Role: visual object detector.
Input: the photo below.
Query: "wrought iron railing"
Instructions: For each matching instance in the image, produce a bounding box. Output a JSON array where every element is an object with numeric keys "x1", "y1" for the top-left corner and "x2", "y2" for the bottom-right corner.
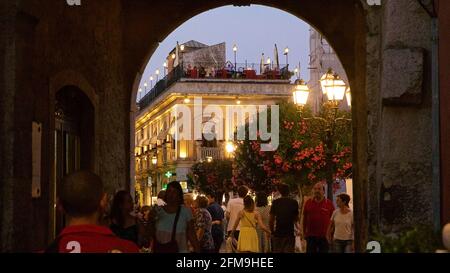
[{"x1": 138, "y1": 62, "x2": 292, "y2": 111}]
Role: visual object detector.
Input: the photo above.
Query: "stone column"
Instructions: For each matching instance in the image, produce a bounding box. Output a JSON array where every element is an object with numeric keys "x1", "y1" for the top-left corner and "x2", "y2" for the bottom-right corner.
[{"x1": 377, "y1": 0, "x2": 433, "y2": 232}]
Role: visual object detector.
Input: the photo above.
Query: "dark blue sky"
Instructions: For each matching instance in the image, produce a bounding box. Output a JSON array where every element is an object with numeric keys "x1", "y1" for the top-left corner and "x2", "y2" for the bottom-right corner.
[{"x1": 138, "y1": 5, "x2": 312, "y2": 100}]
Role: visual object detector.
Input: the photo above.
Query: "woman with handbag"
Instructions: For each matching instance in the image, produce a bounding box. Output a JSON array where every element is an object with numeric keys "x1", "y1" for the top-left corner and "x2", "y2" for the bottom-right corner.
[
  {"x1": 231, "y1": 196, "x2": 271, "y2": 253},
  {"x1": 150, "y1": 181, "x2": 200, "y2": 253}
]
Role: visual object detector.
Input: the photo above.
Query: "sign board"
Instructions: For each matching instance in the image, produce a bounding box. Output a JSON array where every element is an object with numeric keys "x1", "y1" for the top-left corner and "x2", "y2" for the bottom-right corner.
[{"x1": 165, "y1": 171, "x2": 173, "y2": 178}]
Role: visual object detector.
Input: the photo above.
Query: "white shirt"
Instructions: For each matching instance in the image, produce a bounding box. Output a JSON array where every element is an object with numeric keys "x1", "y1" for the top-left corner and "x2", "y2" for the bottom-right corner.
[
  {"x1": 226, "y1": 197, "x2": 244, "y2": 232},
  {"x1": 331, "y1": 208, "x2": 354, "y2": 240}
]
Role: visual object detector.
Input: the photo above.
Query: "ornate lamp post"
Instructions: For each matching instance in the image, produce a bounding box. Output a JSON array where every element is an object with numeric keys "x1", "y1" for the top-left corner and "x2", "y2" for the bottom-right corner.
[
  {"x1": 322, "y1": 69, "x2": 347, "y2": 108},
  {"x1": 292, "y1": 79, "x2": 310, "y2": 107},
  {"x1": 233, "y1": 44, "x2": 238, "y2": 73},
  {"x1": 155, "y1": 69, "x2": 160, "y2": 82},
  {"x1": 284, "y1": 47, "x2": 289, "y2": 67},
  {"x1": 292, "y1": 70, "x2": 351, "y2": 201}
]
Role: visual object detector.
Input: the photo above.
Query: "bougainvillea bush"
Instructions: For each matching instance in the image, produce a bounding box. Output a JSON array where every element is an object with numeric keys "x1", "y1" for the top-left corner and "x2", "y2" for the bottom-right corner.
[
  {"x1": 188, "y1": 159, "x2": 233, "y2": 194},
  {"x1": 234, "y1": 101, "x2": 352, "y2": 197}
]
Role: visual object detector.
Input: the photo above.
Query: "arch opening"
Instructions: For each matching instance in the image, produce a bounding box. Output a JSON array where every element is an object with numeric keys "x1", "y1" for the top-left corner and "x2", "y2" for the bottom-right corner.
[{"x1": 126, "y1": 0, "x2": 367, "y2": 251}]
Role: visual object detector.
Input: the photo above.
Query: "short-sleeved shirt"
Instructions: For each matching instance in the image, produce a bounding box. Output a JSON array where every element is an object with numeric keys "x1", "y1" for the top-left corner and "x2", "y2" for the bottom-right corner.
[
  {"x1": 155, "y1": 205, "x2": 193, "y2": 253},
  {"x1": 226, "y1": 198, "x2": 244, "y2": 232},
  {"x1": 331, "y1": 208, "x2": 354, "y2": 240},
  {"x1": 195, "y1": 208, "x2": 215, "y2": 251},
  {"x1": 303, "y1": 198, "x2": 335, "y2": 238},
  {"x1": 207, "y1": 202, "x2": 224, "y2": 236},
  {"x1": 57, "y1": 225, "x2": 139, "y2": 253},
  {"x1": 270, "y1": 197, "x2": 299, "y2": 237}
]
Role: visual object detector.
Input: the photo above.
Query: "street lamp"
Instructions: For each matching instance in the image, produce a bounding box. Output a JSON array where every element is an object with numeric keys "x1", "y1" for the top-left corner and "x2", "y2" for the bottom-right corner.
[
  {"x1": 180, "y1": 44, "x2": 185, "y2": 67},
  {"x1": 284, "y1": 47, "x2": 289, "y2": 66},
  {"x1": 144, "y1": 82, "x2": 148, "y2": 93},
  {"x1": 138, "y1": 88, "x2": 142, "y2": 101},
  {"x1": 155, "y1": 69, "x2": 160, "y2": 82},
  {"x1": 293, "y1": 71, "x2": 351, "y2": 202},
  {"x1": 163, "y1": 62, "x2": 167, "y2": 77},
  {"x1": 150, "y1": 76, "x2": 154, "y2": 88},
  {"x1": 292, "y1": 79, "x2": 310, "y2": 107},
  {"x1": 152, "y1": 156, "x2": 157, "y2": 165},
  {"x1": 225, "y1": 142, "x2": 236, "y2": 157},
  {"x1": 326, "y1": 78, "x2": 346, "y2": 101},
  {"x1": 233, "y1": 44, "x2": 238, "y2": 72},
  {"x1": 320, "y1": 68, "x2": 335, "y2": 96},
  {"x1": 294, "y1": 67, "x2": 299, "y2": 79}
]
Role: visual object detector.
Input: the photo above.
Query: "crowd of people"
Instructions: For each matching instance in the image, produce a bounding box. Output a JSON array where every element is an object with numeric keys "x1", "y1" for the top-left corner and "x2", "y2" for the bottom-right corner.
[{"x1": 47, "y1": 169, "x2": 357, "y2": 253}]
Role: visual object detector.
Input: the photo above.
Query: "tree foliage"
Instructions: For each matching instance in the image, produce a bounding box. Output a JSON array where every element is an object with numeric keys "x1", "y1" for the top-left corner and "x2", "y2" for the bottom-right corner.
[
  {"x1": 233, "y1": 101, "x2": 352, "y2": 194},
  {"x1": 188, "y1": 159, "x2": 233, "y2": 194}
]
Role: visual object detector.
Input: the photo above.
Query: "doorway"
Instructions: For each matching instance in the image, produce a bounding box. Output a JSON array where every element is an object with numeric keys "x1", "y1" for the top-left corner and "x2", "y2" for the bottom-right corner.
[{"x1": 51, "y1": 86, "x2": 95, "y2": 237}]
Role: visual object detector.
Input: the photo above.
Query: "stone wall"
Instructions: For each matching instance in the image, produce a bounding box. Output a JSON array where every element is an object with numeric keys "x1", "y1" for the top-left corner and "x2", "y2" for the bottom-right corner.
[
  {"x1": 361, "y1": 0, "x2": 434, "y2": 234},
  {"x1": 0, "y1": 0, "x2": 17, "y2": 252},
  {"x1": 1, "y1": 0, "x2": 130, "y2": 251},
  {"x1": 437, "y1": 0, "x2": 450, "y2": 225}
]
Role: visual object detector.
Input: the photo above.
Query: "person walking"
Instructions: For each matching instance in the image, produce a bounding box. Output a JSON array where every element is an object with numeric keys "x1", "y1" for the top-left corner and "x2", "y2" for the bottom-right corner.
[
  {"x1": 232, "y1": 196, "x2": 271, "y2": 253},
  {"x1": 150, "y1": 181, "x2": 200, "y2": 253},
  {"x1": 302, "y1": 182, "x2": 335, "y2": 253},
  {"x1": 226, "y1": 185, "x2": 248, "y2": 241},
  {"x1": 327, "y1": 193, "x2": 354, "y2": 253},
  {"x1": 269, "y1": 183, "x2": 299, "y2": 253},
  {"x1": 255, "y1": 192, "x2": 271, "y2": 253},
  {"x1": 206, "y1": 190, "x2": 225, "y2": 253},
  {"x1": 195, "y1": 196, "x2": 215, "y2": 253}
]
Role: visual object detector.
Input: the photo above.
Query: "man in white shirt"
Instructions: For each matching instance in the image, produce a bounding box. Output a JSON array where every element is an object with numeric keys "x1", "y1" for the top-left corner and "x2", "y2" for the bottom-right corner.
[{"x1": 226, "y1": 185, "x2": 249, "y2": 240}]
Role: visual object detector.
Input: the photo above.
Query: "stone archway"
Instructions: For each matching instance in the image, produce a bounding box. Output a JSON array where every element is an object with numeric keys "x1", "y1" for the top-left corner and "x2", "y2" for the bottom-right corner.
[
  {"x1": 2, "y1": 0, "x2": 437, "y2": 252},
  {"x1": 124, "y1": 0, "x2": 368, "y2": 250}
]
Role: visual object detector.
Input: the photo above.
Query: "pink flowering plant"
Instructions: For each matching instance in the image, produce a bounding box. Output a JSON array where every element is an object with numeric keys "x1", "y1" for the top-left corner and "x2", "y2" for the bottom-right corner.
[{"x1": 234, "y1": 101, "x2": 352, "y2": 194}]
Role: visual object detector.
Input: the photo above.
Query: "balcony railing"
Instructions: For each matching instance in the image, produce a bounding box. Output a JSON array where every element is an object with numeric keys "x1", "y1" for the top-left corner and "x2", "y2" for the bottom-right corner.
[
  {"x1": 200, "y1": 147, "x2": 223, "y2": 161},
  {"x1": 138, "y1": 62, "x2": 291, "y2": 111}
]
